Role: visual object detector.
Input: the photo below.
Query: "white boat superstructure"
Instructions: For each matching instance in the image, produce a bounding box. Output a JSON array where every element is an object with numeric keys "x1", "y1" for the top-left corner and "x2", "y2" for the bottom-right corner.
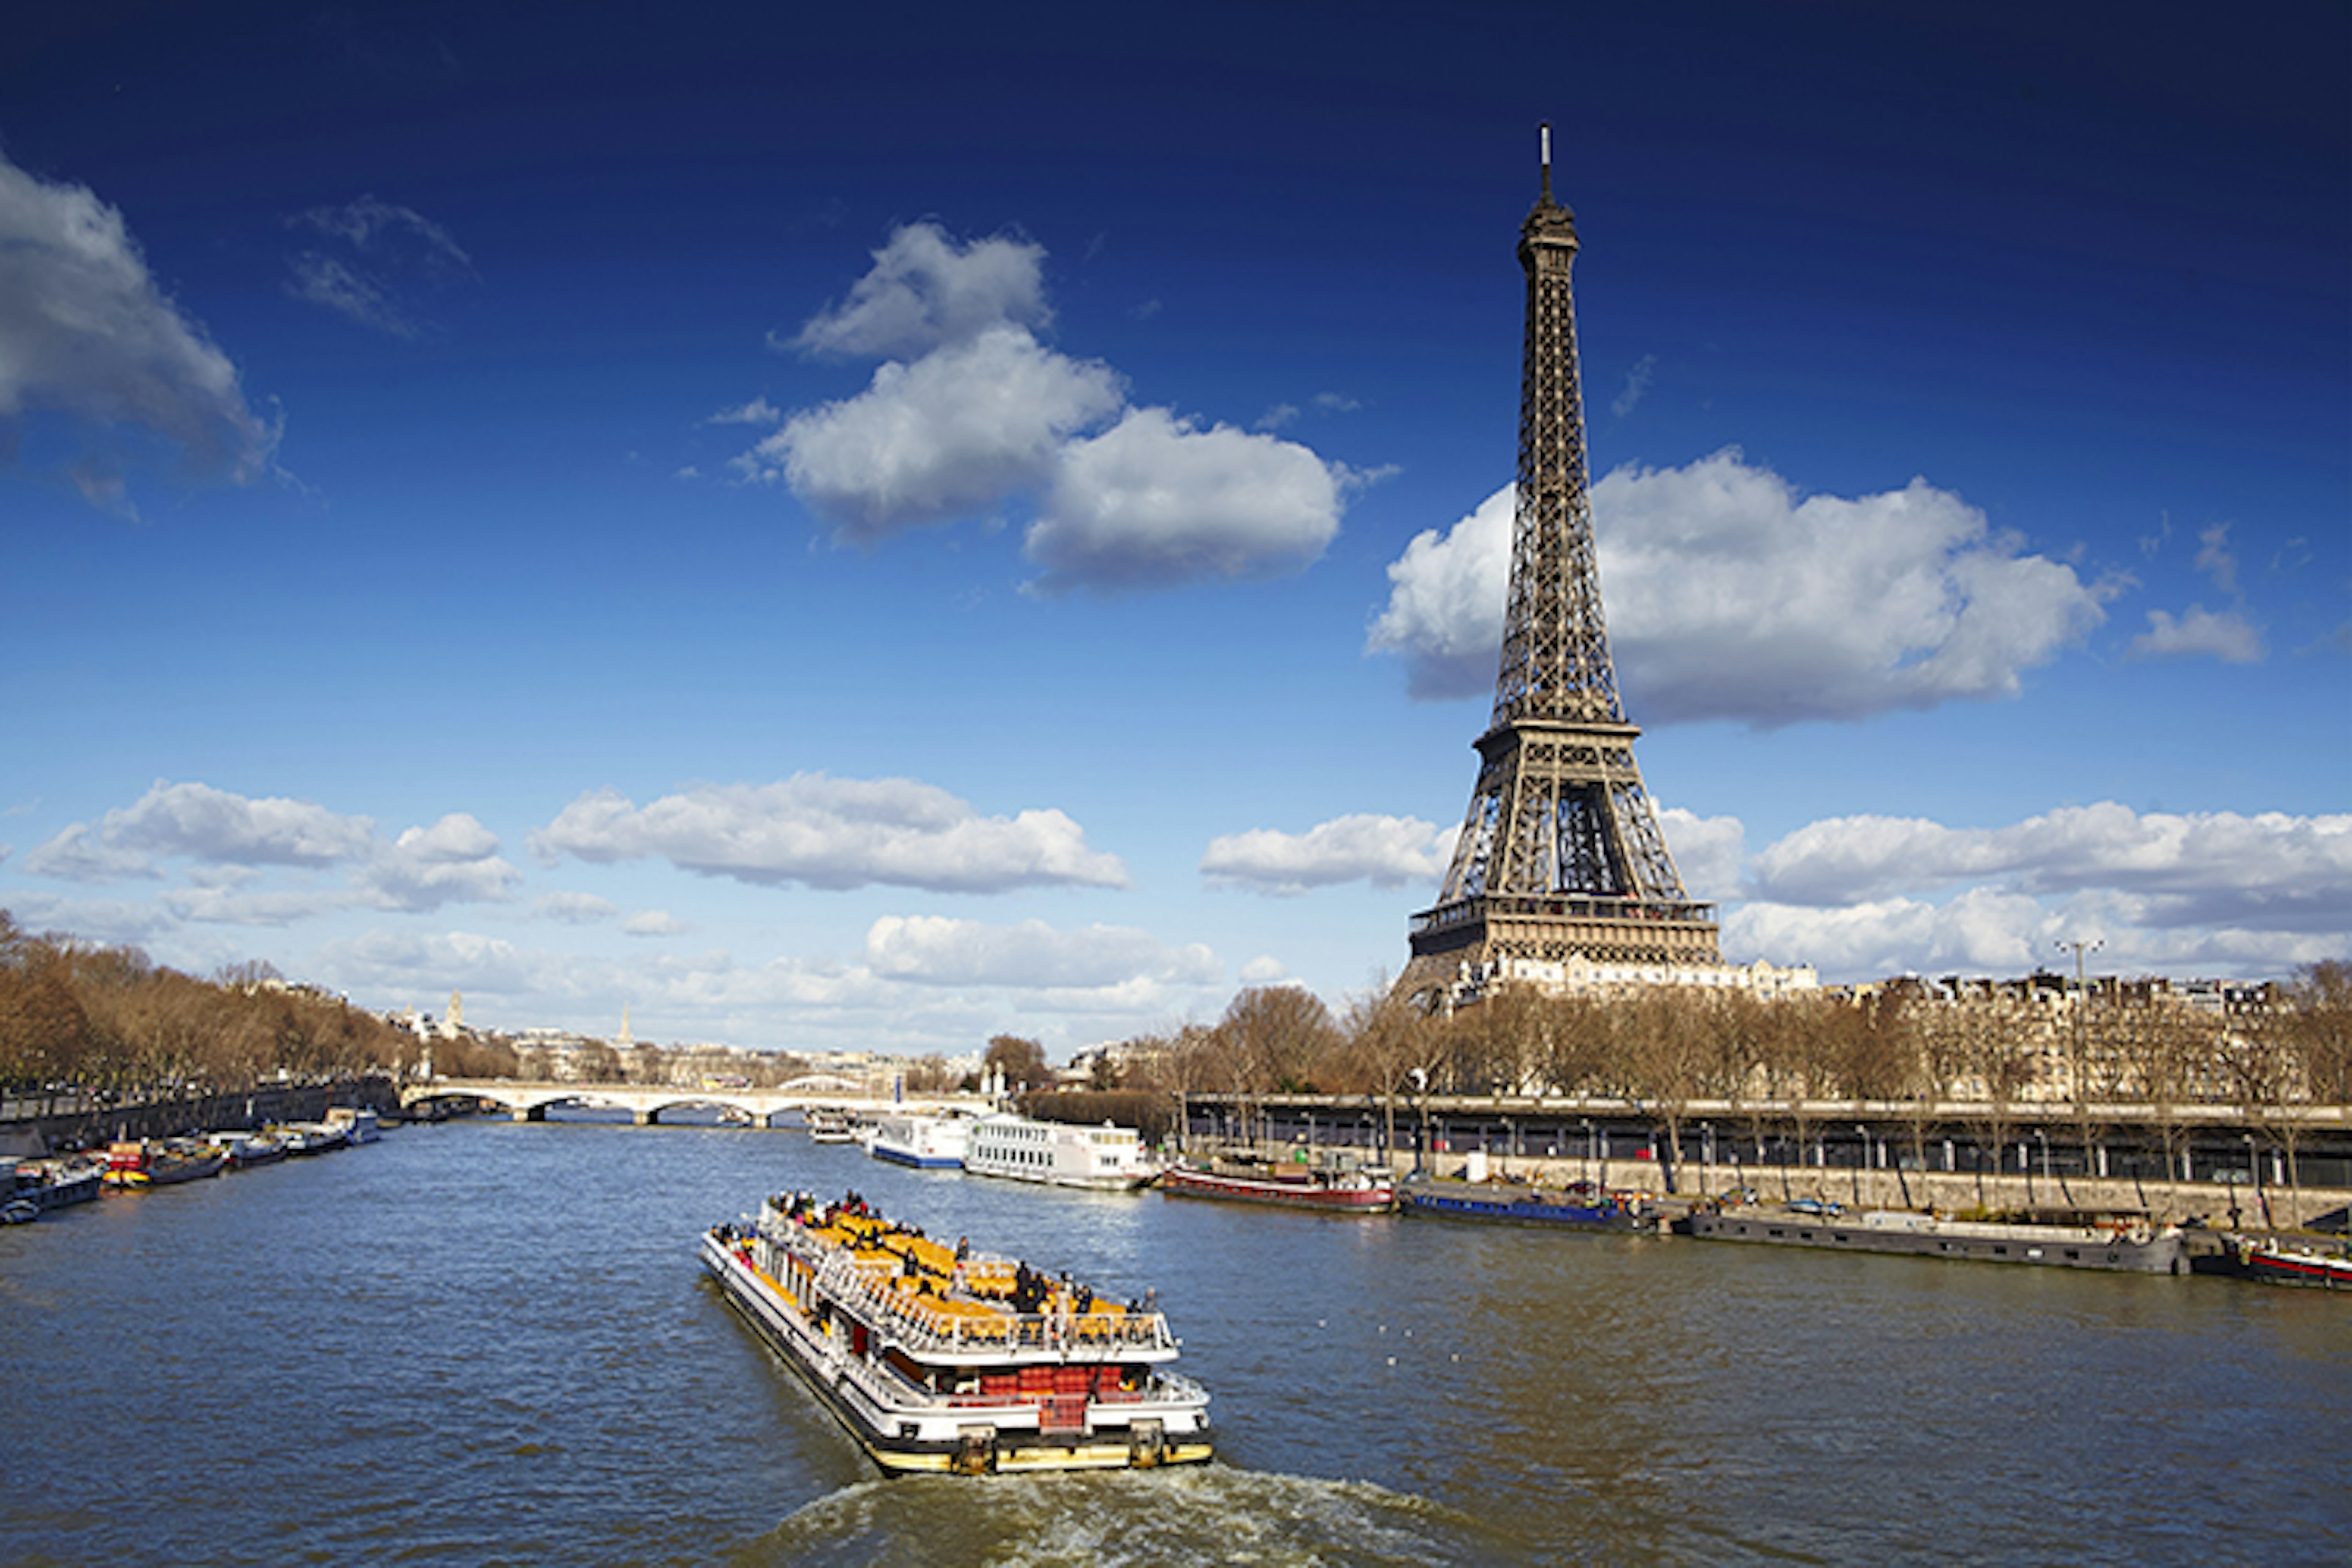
[
  {"x1": 323, "y1": 1106, "x2": 381, "y2": 1144},
  {"x1": 867, "y1": 1113, "x2": 973, "y2": 1169},
  {"x1": 963, "y1": 1115, "x2": 1158, "y2": 1191}
]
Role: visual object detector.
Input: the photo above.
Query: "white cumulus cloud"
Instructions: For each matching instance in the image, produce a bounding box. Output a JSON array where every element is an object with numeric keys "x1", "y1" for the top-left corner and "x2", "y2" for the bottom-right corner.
[
  {"x1": 745, "y1": 325, "x2": 1122, "y2": 539},
  {"x1": 0, "y1": 151, "x2": 276, "y2": 484},
  {"x1": 1200, "y1": 813, "x2": 1453, "y2": 895},
  {"x1": 1656, "y1": 807, "x2": 1746, "y2": 903},
  {"x1": 623, "y1": 910, "x2": 690, "y2": 937},
  {"x1": 532, "y1": 775, "x2": 1129, "y2": 894},
  {"x1": 358, "y1": 813, "x2": 519, "y2": 912},
  {"x1": 1746, "y1": 803, "x2": 2351, "y2": 933},
  {"x1": 864, "y1": 915, "x2": 1218, "y2": 989},
  {"x1": 744, "y1": 221, "x2": 1355, "y2": 589},
  {"x1": 25, "y1": 781, "x2": 375, "y2": 881},
  {"x1": 535, "y1": 891, "x2": 619, "y2": 924},
  {"x1": 791, "y1": 222, "x2": 1050, "y2": 359},
  {"x1": 1368, "y1": 450, "x2": 2113, "y2": 725},
  {"x1": 2126, "y1": 605, "x2": 2264, "y2": 663},
  {"x1": 1024, "y1": 407, "x2": 1344, "y2": 595}
]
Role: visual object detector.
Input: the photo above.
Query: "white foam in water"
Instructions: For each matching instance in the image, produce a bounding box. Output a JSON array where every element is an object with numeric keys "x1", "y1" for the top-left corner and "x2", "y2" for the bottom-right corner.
[{"x1": 753, "y1": 1467, "x2": 1538, "y2": 1568}]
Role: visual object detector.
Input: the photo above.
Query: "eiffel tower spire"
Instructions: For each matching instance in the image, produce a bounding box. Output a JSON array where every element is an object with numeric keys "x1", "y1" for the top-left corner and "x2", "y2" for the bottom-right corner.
[{"x1": 1400, "y1": 127, "x2": 1721, "y2": 1006}]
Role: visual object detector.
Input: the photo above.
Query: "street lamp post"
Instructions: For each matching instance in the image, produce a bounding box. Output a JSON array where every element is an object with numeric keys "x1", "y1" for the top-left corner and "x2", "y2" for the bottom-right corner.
[{"x1": 2055, "y1": 936, "x2": 2103, "y2": 1112}]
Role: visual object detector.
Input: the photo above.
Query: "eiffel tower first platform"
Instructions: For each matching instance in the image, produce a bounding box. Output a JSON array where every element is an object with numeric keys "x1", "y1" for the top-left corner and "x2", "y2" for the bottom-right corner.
[{"x1": 1399, "y1": 129, "x2": 1722, "y2": 1008}]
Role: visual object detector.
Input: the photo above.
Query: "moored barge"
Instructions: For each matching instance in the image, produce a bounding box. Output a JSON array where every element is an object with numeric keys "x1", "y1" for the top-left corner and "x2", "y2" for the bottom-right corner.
[
  {"x1": 103, "y1": 1139, "x2": 228, "y2": 1188},
  {"x1": 2234, "y1": 1237, "x2": 2352, "y2": 1290},
  {"x1": 1403, "y1": 1180, "x2": 1655, "y2": 1232},
  {"x1": 1681, "y1": 1205, "x2": 2186, "y2": 1274},
  {"x1": 701, "y1": 1192, "x2": 1213, "y2": 1474},
  {"x1": 1160, "y1": 1153, "x2": 1394, "y2": 1213}
]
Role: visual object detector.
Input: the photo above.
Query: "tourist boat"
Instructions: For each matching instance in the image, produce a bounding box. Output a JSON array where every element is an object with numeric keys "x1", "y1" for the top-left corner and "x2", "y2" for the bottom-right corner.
[
  {"x1": 1401, "y1": 1178, "x2": 1655, "y2": 1232},
  {"x1": 962, "y1": 1115, "x2": 1159, "y2": 1191},
  {"x1": 806, "y1": 1109, "x2": 857, "y2": 1144},
  {"x1": 103, "y1": 1139, "x2": 229, "y2": 1188},
  {"x1": 322, "y1": 1106, "x2": 381, "y2": 1144},
  {"x1": 2236, "y1": 1237, "x2": 2352, "y2": 1290},
  {"x1": 1159, "y1": 1152, "x2": 1394, "y2": 1213},
  {"x1": 865, "y1": 1113, "x2": 973, "y2": 1169},
  {"x1": 1679, "y1": 1205, "x2": 2187, "y2": 1274},
  {"x1": 700, "y1": 1192, "x2": 1213, "y2": 1474}
]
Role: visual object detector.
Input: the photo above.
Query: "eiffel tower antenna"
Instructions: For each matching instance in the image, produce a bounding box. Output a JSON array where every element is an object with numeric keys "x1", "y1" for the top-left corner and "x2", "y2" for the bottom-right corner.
[{"x1": 1398, "y1": 130, "x2": 1721, "y2": 1007}]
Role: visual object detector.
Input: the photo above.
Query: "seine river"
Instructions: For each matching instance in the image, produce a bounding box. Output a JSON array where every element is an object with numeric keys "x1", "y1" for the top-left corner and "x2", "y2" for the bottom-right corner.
[{"x1": 4, "y1": 1115, "x2": 2346, "y2": 1566}]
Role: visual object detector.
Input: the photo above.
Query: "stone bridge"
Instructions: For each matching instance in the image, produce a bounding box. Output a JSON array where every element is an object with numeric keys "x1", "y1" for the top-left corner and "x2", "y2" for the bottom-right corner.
[{"x1": 404, "y1": 1076, "x2": 989, "y2": 1128}]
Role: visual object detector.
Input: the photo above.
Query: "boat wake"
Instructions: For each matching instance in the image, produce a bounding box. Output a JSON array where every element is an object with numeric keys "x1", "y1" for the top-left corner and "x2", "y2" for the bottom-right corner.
[{"x1": 738, "y1": 1466, "x2": 1537, "y2": 1567}]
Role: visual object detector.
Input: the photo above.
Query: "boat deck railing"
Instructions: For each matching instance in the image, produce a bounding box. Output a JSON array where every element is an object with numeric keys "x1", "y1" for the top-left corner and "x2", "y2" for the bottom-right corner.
[
  {"x1": 757, "y1": 1210, "x2": 1177, "y2": 1357},
  {"x1": 810, "y1": 1247, "x2": 1178, "y2": 1357}
]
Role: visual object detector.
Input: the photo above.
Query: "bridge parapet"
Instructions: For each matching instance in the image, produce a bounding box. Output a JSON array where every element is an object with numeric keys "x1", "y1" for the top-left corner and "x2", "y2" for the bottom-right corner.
[{"x1": 404, "y1": 1078, "x2": 990, "y2": 1128}]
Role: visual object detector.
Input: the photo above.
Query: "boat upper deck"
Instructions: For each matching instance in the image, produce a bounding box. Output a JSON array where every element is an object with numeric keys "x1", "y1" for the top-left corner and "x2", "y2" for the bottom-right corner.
[{"x1": 755, "y1": 1194, "x2": 1178, "y2": 1363}]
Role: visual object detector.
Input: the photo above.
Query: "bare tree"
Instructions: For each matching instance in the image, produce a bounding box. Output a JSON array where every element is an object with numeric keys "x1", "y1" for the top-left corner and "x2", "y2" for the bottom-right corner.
[
  {"x1": 984, "y1": 1033, "x2": 1053, "y2": 1091},
  {"x1": 1219, "y1": 986, "x2": 1341, "y2": 1093}
]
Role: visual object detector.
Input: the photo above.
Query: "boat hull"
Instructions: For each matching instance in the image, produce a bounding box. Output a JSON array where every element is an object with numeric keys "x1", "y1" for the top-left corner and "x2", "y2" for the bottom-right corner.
[
  {"x1": 2241, "y1": 1245, "x2": 2352, "y2": 1289},
  {"x1": 1403, "y1": 1190, "x2": 1645, "y2": 1231},
  {"x1": 1161, "y1": 1166, "x2": 1393, "y2": 1212},
  {"x1": 869, "y1": 1145, "x2": 965, "y2": 1169},
  {"x1": 699, "y1": 1230, "x2": 1212, "y2": 1474},
  {"x1": 1683, "y1": 1210, "x2": 2185, "y2": 1274}
]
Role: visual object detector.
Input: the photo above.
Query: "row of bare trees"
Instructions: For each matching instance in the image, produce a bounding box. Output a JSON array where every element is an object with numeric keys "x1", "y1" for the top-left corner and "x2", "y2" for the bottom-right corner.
[
  {"x1": 0, "y1": 911, "x2": 422, "y2": 1099},
  {"x1": 1091, "y1": 965, "x2": 2352, "y2": 1177}
]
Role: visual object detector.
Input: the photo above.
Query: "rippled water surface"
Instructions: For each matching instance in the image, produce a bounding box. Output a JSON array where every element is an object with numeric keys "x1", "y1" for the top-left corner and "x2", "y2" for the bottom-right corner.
[{"x1": 4, "y1": 1117, "x2": 2346, "y2": 1566}]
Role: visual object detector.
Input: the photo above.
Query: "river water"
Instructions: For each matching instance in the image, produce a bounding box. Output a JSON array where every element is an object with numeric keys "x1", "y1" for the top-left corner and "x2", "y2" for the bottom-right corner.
[{"x1": 3, "y1": 1115, "x2": 2345, "y2": 1566}]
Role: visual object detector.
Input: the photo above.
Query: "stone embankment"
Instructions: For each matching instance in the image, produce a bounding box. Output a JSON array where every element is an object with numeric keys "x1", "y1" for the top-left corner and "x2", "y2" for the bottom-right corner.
[
  {"x1": 1196, "y1": 1142, "x2": 2350, "y2": 1231},
  {"x1": 0, "y1": 1076, "x2": 401, "y2": 1153}
]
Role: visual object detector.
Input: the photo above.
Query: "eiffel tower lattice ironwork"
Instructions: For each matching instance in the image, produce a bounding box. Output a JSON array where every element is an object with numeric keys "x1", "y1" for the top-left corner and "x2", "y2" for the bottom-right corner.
[{"x1": 1399, "y1": 127, "x2": 1721, "y2": 1006}]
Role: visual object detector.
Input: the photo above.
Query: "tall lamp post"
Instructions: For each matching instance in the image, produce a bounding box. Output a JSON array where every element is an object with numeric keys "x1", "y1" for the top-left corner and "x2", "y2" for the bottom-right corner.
[{"x1": 2055, "y1": 936, "x2": 2103, "y2": 1114}]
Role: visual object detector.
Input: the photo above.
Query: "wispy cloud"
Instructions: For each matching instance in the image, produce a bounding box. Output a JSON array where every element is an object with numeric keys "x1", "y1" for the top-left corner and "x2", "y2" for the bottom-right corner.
[
  {"x1": 285, "y1": 194, "x2": 475, "y2": 336},
  {"x1": 1610, "y1": 353, "x2": 1656, "y2": 417}
]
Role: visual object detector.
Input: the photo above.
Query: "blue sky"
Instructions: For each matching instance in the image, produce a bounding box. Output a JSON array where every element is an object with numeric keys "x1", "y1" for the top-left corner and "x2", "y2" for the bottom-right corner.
[{"x1": 4, "y1": 1, "x2": 2345, "y2": 1057}]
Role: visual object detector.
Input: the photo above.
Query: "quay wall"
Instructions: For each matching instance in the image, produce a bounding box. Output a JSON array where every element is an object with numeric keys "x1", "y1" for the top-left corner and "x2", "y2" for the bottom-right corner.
[
  {"x1": 1197, "y1": 1140, "x2": 2348, "y2": 1229},
  {"x1": 1, "y1": 1076, "x2": 401, "y2": 1154}
]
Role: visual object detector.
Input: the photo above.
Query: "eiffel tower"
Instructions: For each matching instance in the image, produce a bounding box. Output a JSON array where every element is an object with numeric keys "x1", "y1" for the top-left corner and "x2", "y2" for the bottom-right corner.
[{"x1": 1399, "y1": 127, "x2": 1721, "y2": 1007}]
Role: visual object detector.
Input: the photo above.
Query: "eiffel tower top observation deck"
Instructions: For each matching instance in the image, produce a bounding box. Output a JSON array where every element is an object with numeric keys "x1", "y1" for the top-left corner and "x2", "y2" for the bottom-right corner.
[{"x1": 1398, "y1": 127, "x2": 1721, "y2": 1006}]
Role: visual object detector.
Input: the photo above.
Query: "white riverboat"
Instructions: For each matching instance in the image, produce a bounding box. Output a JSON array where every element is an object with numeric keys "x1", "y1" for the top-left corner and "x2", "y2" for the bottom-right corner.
[
  {"x1": 806, "y1": 1109, "x2": 857, "y2": 1144},
  {"x1": 701, "y1": 1192, "x2": 1213, "y2": 1474},
  {"x1": 865, "y1": 1113, "x2": 973, "y2": 1169},
  {"x1": 963, "y1": 1114, "x2": 1159, "y2": 1191},
  {"x1": 322, "y1": 1106, "x2": 381, "y2": 1144}
]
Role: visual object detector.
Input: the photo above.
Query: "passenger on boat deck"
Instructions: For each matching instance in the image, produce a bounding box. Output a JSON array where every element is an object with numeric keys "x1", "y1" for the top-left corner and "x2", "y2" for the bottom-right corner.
[{"x1": 955, "y1": 1237, "x2": 970, "y2": 1261}]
